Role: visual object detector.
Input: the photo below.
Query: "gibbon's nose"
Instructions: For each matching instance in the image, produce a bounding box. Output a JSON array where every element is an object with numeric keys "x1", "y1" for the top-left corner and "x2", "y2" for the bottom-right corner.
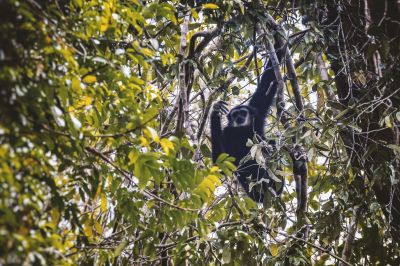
[{"x1": 236, "y1": 117, "x2": 245, "y2": 124}]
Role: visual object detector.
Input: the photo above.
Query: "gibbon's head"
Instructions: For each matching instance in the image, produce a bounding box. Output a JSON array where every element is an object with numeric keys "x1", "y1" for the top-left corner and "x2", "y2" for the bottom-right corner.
[{"x1": 227, "y1": 105, "x2": 256, "y2": 127}]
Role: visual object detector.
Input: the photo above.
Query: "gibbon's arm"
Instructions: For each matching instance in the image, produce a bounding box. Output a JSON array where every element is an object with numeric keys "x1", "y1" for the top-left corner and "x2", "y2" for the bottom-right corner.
[
  {"x1": 249, "y1": 41, "x2": 284, "y2": 135},
  {"x1": 210, "y1": 101, "x2": 228, "y2": 163},
  {"x1": 210, "y1": 112, "x2": 224, "y2": 163}
]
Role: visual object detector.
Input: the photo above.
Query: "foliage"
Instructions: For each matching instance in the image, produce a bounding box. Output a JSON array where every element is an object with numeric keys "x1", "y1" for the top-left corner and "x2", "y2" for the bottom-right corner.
[{"x1": 0, "y1": 0, "x2": 399, "y2": 265}]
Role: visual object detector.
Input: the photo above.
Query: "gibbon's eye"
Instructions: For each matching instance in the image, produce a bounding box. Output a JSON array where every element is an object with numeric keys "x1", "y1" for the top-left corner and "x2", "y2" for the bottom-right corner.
[
  {"x1": 231, "y1": 110, "x2": 239, "y2": 118},
  {"x1": 239, "y1": 110, "x2": 247, "y2": 116}
]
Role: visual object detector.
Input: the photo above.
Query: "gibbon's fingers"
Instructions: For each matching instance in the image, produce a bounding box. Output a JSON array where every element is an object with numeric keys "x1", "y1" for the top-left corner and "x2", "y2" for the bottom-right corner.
[
  {"x1": 213, "y1": 101, "x2": 227, "y2": 112},
  {"x1": 216, "y1": 100, "x2": 227, "y2": 106},
  {"x1": 220, "y1": 106, "x2": 229, "y2": 114},
  {"x1": 217, "y1": 100, "x2": 229, "y2": 113}
]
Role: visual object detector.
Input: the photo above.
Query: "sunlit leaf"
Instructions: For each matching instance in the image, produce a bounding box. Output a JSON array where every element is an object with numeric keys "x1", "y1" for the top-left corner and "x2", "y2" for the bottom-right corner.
[
  {"x1": 269, "y1": 243, "x2": 279, "y2": 257},
  {"x1": 82, "y1": 75, "x2": 97, "y2": 84},
  {"x1": 202, "y1": 3, "x2": 219, "y2": 9}
]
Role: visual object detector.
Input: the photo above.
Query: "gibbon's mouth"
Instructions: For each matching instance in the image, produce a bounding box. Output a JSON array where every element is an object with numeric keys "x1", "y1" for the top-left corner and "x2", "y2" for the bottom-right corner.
[{"x1": 233, "y1": 117, "x2": 251, "y2": 127}]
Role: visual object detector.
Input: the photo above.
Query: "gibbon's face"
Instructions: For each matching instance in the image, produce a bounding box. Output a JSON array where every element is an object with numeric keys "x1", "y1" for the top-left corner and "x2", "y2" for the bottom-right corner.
[{"x1": 228, "y1": 106, "x2": 253, "y2": 127}]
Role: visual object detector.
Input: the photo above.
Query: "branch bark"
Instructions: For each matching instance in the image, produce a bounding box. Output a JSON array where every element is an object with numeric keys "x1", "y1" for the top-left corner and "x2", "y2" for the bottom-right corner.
[
  {"x1": 174, "y1": 11, "x2": 191, "y2": 135},
  {"x1": 188, "y1": 26, "x2": 220, "y2": 59},
  {"x1": 339, "y1": 206, "x2": 361, "y2": 266}
]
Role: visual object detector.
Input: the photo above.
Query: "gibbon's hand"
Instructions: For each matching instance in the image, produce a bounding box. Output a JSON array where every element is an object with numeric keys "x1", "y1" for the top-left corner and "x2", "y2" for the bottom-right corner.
[{"x1": 211, "y1": 100, "x2": 228, "y2": 117}]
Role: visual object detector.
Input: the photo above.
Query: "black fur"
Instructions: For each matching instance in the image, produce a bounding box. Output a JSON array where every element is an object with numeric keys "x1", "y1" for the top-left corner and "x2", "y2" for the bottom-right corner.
[{"x1": 210, "y1": 42, "x2": 284, "y2": 203}]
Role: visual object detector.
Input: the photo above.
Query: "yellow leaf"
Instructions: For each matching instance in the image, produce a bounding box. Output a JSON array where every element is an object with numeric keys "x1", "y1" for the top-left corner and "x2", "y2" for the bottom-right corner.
[
  {"x1": 131, "y1": 76, "x2": 145, "y2": 85},
  {"x1": 71, "y1": 77, "x2": 81, "y2": 91},
  {"x1": 51, "y1": 234, "x2": 63, "y2": 249},
  {"x1": 195, "y1": 174, "x2": 221, "y2": 199},
  {"x1": 160, "y1": 53, "x2": 176, "y2": 66},
  {"x1": 94, "y1": 221, "x2": 103, "y2": 234},
  {"x1": 269, "y1": 243, "x2": 279, "y2": 257},
  {"x1": 101, "y1": 194, "x2": 108, "y2": 212},
  {"x1": 84, "y1": 220, "x2": 93, "y2": 237},
  {"x1": 190, "y1": 8, "x2": 199, "y2": 20},
  {"x1": 203, "y1": 174, "x2": 219, "y2": 185},
  {"x1": 202, "y1": 179, "x2": 216, "y2": 193},
  {"x1": 18, "y1": 226, "x2": 29, "y2": 236},
  {"x1": 83, "y1": 96, "x2": 92, "y2": 106},
  {"x1": 145, "y1": 126, "x2": 160, "y2": 142},
  {"x1": 140, "y1": 136, "x2": 148, "y2": 146},
  {"x1": 82, "y1": 75, "x2": 97, "y2": 84},
  {"x1": 100, "y1": 17, "x2": 109, "y2": 32},
  {"x1": 210, "y1": 166, "x2": 219, "y2": 173},
  {"x1": 141, "y1": 47, "x2": 154, "y2": 57},
  {"x1": 44, "y1": 36, "x2": 52, "y2": 45},
  {"x1": 51, "y1": 209, "x2": 61, "y2": 226},
  {"x1": 160, "y1": 138, "x2": 174, "y2": 155},
  {"x1": 94, "y1": 185, "x2": 101, "y2": 199},
  {"x1": 203, "y1": 3, "x2": 219, "y2": 9}
]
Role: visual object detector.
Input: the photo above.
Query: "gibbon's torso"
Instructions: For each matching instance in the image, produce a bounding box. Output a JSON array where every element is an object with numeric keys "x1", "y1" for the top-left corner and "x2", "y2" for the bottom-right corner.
[{"x1": 222, "y1": 125, "x2": 254, "y2": 165}]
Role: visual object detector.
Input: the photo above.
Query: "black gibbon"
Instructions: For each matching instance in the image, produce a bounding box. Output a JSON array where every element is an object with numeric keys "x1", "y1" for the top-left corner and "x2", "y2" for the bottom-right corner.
[{"x1": 210, "y1": 41, "x2": 284, "y2": 203}]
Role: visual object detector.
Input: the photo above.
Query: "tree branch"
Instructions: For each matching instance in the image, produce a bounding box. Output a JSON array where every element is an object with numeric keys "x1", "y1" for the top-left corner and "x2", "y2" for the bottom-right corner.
[
  {"x1": 339, "y1": 206, "x2": 361, "y2": 266},
  {"x1": 175, "y1": 12, "x2": 191, "y2": 135},
  {"x1": 260, "y1": 16, "x2": 309, "y2": 237},
  {"x1": 188, "y1": 27, "x2": 220, "y2": 59}
]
